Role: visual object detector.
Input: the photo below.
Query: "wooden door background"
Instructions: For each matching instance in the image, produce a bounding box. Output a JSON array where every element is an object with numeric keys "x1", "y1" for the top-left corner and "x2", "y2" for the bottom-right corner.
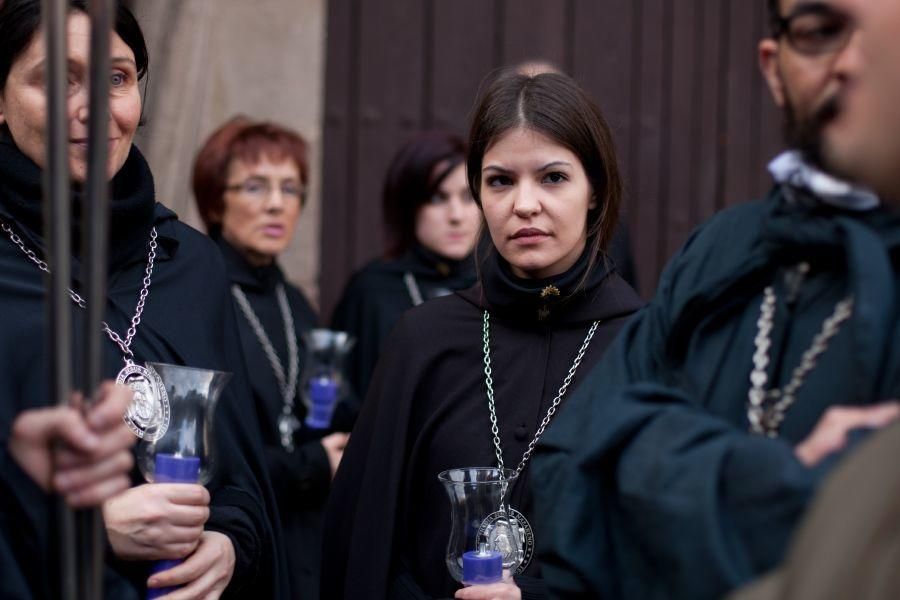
[{"x1": 319, "y1": 0, "x2": 783, "y2": 317}]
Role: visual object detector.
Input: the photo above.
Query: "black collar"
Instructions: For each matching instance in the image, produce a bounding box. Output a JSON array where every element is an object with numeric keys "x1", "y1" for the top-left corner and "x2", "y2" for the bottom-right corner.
[
  {"x1": 0, "y1": 137, "x2": 165, "y2": 272},
  {"x1": 459, "y1": 243, "x2": 642, "y2": 325},
  {"x1": 216, "y1": 236, "x2": 284, "y2": 293}
]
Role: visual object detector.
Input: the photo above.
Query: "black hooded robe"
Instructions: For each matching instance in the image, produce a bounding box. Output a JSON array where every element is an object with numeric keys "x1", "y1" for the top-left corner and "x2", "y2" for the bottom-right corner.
[
  {"x1": 218, "y1": 236, "x2": 347, "y2": 599},
  {"x1": 0, "y1": 139, "x2": 288, "y2": 599},
  {"x1": 330, "y1": 245, "x2": 477, "y2": 399},
  {"x1": 322, "y1": 250, "x2": 643, "y2": 600},
  {"x1": 532, "y1": 186, "x2": 900, "y2": 599}
]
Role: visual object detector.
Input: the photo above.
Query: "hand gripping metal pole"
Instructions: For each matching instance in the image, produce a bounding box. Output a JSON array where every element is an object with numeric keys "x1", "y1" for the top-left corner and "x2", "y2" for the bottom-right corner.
[{"x1": 41, "y1": 1, "x2": 77, "y2": 599}]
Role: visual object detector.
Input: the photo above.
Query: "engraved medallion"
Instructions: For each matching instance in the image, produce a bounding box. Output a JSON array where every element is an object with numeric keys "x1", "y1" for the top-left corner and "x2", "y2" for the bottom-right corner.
[
  {"x1": 478, "y1": 507, "x2": 535, "y2": 574},
  {"x1": 278, "y1": 413, "x2": 300, "y2": 452},
  {"x1": 117, "y1": 362, "x2": 170, "y2": 441}
]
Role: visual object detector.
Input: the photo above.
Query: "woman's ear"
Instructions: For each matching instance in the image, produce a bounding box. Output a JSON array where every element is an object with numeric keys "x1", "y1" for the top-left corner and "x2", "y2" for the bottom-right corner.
[{"x1": 588, "y1": 193, "x2": 598, "y2": 211}]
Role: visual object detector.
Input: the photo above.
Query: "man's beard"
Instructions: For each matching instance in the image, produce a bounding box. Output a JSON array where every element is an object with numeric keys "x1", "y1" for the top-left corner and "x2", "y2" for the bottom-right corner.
[{"x1": 783, "y1": 93, "x2": 842, "y2": 170}]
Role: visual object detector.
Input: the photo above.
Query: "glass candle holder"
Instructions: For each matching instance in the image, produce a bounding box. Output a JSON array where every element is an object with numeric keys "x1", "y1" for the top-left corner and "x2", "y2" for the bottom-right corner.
[{"x1": 136, "y1": 363, "x2": 231, "y2": 599}]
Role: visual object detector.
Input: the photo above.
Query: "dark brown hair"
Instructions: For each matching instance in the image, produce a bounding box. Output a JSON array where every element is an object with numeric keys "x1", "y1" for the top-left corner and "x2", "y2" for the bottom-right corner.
[
  {"x1": 192, "y1": 116, "x2": 309, "y2": 237},
  {"x1": 767, "y1": 0, "x2": 781, "y2": 30},
  {"x1": 467, "y1": 69, "x2": 622, "y2": 273},
  {"x1": 0, "y1": 0, "x2": 148, "y2": 88},
  {"x1": 382, "y1": 131, "x2": 467, "y2": 258}
]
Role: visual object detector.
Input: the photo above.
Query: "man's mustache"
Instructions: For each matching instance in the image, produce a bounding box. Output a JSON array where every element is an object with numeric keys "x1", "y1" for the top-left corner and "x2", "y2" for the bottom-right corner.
[{"x1": 813, "y1": 94, "x2": 842, "y2": 130}]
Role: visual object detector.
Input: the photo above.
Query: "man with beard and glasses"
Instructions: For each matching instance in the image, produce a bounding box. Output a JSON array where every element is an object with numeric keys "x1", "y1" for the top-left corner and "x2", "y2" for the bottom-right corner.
[
  {"x1": 727, "y1": 2, "x2": 900, "y2": 598},
  {"x1": 529, "y1": 1, "x2": 900, "y2": 599}
]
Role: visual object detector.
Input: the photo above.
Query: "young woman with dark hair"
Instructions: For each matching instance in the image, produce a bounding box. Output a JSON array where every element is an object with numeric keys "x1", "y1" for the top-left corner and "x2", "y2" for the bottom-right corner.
[
  {"x1": 331, "y1": 131, "x2": 482, "y2": 397},
  {"x1": 0, "y1": 2, "x2": 286, "y2": 598},
  {"x1": 322, "y1": 70, "x2": 643, "y2": 600},
  {"x1": 193, "y1": 116, "x2": 350, "y2": 599}
]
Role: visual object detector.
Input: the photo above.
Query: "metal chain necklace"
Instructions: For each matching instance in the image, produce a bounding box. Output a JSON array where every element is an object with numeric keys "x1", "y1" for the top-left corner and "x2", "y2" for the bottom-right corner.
[
  {"x1": 0, "y1": 220, "x2": 168, "y2": 441},
  {"x1": 403, "y1": 271, "x2": 424, "y2": 306},
  {"x1": 747, "y1": 266, "x2": 854, "y2": 438},
  {"x1": 479, "y1": 309, "x2": 599, "y2": 574},
  {"x1": 483, "y1": 310, "x2": 600, "y2": 479},
  {"x1": 231, "y1": 283, "x2": 300, "y2": 452}
]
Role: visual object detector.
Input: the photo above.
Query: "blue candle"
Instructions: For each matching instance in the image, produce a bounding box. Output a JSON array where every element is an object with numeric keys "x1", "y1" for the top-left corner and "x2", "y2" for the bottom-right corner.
[
  {"x1": 305, "y1": 376, "x2": 339, "y2": 429},
  {"x1": 147, "y1": 454, "x2": 201, "y2": 599},
  {"x1": 462, "y1": 544, "x2": 503, "y2": 586}
]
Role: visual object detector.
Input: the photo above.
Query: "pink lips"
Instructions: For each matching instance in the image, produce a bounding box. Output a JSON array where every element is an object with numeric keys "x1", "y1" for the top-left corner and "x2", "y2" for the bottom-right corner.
[
  {"x1": 69, "y1": 139, "x2": 117, "y2": 152},
  {"x1": 262, "y1": 225, "x2": 285, "y2": 237},
  {"x1": 511, "y1": 227, "x2": 549, "y2": 244}
]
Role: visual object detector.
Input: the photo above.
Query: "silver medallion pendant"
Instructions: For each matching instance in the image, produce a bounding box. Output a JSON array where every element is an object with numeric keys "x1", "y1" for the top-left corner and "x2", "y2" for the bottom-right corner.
[
  {"x1": 278, "y1": 413, "x2": 300, "y2": 452},
  {"x1": 116, "y1": 362, "x2": 170, "y2": 441},
  {"x1": 478, "y1": 507, "x2": 535, "y2": 575}
]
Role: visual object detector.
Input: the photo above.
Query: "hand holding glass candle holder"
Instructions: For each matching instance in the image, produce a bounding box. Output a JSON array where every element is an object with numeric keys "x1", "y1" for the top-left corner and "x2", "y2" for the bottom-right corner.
[
  {"x1": 299, "y1": 329, "x2": 355, "y2": 432},
  {"x1": 438, "y1": 467, "x2": 531, "y2": 586},
  {"x1": 136, "y1": 363, "x2": 231, "y2": 600}
]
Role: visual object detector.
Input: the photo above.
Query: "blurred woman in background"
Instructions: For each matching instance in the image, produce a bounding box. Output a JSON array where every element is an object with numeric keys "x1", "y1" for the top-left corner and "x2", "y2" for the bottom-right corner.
[
  {"x1": 332, "y1": 131, "x2": 482, "y2": 398},
  {"x1": 193, "y1": 117, "x2": 348, "y2": 599}
]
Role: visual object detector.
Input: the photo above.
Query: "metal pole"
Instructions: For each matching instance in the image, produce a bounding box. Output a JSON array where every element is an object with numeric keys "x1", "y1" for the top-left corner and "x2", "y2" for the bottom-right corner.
[
  {"x1": 41, "y1": 1, "x2": 77, "y2": 599},
  {"x1": 81, "y1": 1, "x2": 113, "y2": 598}
]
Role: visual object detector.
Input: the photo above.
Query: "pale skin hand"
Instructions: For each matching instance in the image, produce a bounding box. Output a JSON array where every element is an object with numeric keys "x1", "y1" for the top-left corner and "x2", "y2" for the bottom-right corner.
[
  {"x1": 8, "y1": 382, "x2": 135, "y2": 508},
  {"x1": 147, "y1": 531, "x2": 235, "y2": 600},
  {"x1": 321, "y1": 432, "x2": 350, "y2": 479},
  {"x1": 795, "y1": 402, "x2": 900, "y2": 467},
  {"x1": 455, "y1": 572, "x2": 521, "y2": 600},
  {"x1": 103, "y1": 483, "x2": 210, "y2": 561}
]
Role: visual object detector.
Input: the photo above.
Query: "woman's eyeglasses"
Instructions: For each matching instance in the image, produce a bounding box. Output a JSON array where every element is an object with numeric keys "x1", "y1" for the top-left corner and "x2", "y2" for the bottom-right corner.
[
  {"x1": 772, "y1": 3, "x2": 855, "y2": 56},
  {"x1": 225, "y1": 178, "x2": 306, "y2": 202}
]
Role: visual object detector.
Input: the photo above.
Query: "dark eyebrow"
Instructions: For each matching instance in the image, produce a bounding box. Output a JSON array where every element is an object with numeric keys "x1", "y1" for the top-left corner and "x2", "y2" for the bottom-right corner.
[
  {"x1": 788, "y1": 1, "x2": 838, "y2": 18},
  {"x1": 482, "y1": 165, "x2": 512, "y2": 174},
  {"x1": 111, "y1": 57, "x2": 137, "y2": 67},
  {"x1": 537, "y1": 161, "x2": 573, "y2": 172}
]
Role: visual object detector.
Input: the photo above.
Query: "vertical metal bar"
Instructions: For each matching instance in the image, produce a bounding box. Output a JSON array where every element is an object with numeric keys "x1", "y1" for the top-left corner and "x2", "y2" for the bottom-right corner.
[
  {"x1": 81, "y1": 1, "x2": 113, "y2": 598},
  {"x1": 41, "y1": 1, "x2": 77, "y2": 599}
]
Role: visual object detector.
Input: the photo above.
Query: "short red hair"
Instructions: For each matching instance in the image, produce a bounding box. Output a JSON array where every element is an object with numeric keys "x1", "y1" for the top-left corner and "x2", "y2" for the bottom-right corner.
[{"x1": 192, "y1": 115, "x2": 309, "y2": 236}]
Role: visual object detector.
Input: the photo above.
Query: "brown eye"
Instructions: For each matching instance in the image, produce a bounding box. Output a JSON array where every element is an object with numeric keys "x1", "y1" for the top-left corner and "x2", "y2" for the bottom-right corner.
[{"x1": 542, "y1": 172, "x2": 568, "y2": 184}]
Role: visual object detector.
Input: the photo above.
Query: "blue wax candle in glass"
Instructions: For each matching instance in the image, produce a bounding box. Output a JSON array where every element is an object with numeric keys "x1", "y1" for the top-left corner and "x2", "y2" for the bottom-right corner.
[
  {"x1": 462, "y1": 544, "x2": 503, "y2": 586},
  {"x1": 146, "y1": 453, "x2": 201, "y2": 600},
  {"x1": 305, "y1": 376, "x2": 339, "y2": 429}
]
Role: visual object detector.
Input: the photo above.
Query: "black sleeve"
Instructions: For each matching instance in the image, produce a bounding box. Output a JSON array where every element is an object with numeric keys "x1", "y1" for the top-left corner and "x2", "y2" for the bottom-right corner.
[
  {"x1": 0, "y1": 446, "x2": 46, "y2": 599},
  {"x1": 203, "y1": 284, "x2": 290, "y2": 599},
  {"x1": 264, "y1": 439, "x2": 331, "y2": 508},
  {"x1": 321, "y1": 315, "x2": 421, "y2": 599},
  {"x1": 532, "y1": 242, "x2": 826, "y2": 599}
]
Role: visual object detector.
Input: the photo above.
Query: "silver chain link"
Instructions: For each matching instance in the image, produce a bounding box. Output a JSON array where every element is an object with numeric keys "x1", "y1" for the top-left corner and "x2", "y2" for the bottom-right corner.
[
  {"x1": 483, "y1": 310, "x2": 600, "y2": 480},
  {"x1": 1, "y1": 220, "x2": 157, "y2": 358},
  {"x1": 747, "y1": 270, "x2": 855, "y2": 437},
  {"x1": 231, "y1": 283, "x2": 299, "y2": 410}
]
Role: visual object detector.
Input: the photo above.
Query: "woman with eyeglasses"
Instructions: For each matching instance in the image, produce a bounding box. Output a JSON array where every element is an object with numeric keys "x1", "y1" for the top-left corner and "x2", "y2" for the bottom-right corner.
[{"x1": 193, "y1": 117, "x2": 350, "y2": 600}]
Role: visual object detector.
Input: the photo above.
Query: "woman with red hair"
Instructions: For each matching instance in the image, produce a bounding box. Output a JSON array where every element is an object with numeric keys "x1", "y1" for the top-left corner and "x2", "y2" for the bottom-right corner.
[{"x1": 193, "y1": 117, "x2": 349, "y2": 599}]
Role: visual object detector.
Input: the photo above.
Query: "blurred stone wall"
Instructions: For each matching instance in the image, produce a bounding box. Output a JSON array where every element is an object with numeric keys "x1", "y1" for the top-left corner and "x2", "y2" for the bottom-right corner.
[{"x1": 129, "y1": 0, "x2": 326, "y2": 307}]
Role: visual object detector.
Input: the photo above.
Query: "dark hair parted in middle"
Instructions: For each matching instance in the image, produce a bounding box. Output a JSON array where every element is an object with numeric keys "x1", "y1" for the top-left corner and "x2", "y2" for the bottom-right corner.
[
  {"x1": 0, "y1": 0, "x2": 149, "y2": 89},
  {"x1": 192, "y1": 115, "x2": 309, "y2": 238},
  {"x1": 467, "y1": 69, "x2": 622, "y2": 259},
  {"x1": 382, "y1": 131, "x2": 467, "y2": 258}
]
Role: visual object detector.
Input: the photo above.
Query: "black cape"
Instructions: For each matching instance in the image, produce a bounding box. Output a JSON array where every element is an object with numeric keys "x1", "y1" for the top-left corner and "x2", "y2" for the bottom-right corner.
[
  {"x1": 532, "y1": 185, "x2": 900, "y2": 599},
  {"x1": 0, "y1": 139, "x2": 288, "y2": 599},
  {"x1": 322, "y1": 247, "x2": 643, "y2": 599},
  {"x1": 218, "y1": 236, "x2": 344, "y2": 599},
  {"x1": 331, "y1": 244, "x2": 476, "y2": 398}
]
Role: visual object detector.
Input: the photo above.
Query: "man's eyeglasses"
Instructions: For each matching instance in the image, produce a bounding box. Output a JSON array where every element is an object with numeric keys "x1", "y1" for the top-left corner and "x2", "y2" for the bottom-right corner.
[
  {"x1": 225, "y1": 178, "x2": 306, "y2": 203},
  {"x1": 771, "y1": 3, "x2": 855, "y2": 56}
]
